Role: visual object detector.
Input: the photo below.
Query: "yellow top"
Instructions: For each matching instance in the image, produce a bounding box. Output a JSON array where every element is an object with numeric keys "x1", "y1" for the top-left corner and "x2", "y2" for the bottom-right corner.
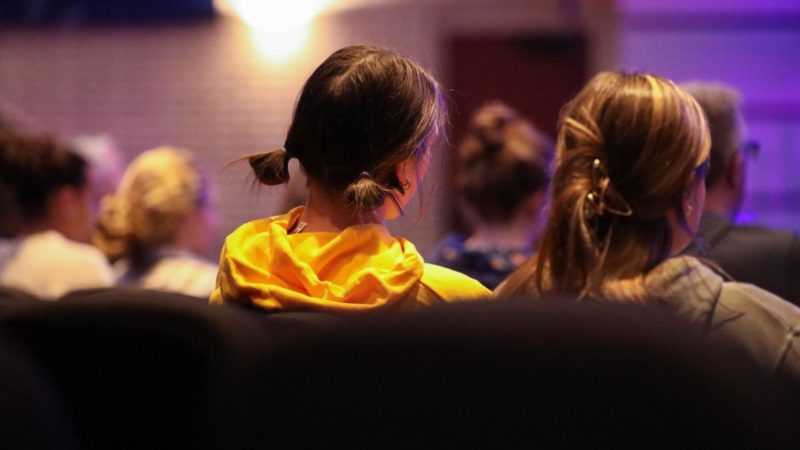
[{"x1": 211, "y1": 207, "x2": 490, "y2": 312}]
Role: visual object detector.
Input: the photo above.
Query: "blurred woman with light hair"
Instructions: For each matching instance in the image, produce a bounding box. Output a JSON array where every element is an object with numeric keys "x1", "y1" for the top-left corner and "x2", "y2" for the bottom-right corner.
[{"x1": 95, "y1": 147, "x2": 219, "y2": 298}]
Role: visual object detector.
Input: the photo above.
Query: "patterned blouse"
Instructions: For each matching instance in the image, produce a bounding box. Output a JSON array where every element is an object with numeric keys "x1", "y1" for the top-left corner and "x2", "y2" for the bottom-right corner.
[{"x1": 432, "y1": 233, "x2": 531, "y2": 290}]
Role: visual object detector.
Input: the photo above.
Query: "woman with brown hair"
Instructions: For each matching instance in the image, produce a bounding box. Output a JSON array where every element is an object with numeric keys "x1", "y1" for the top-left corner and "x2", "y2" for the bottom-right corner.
[
  {"x1": 497, "y1": 72, "x2": 800, "y2": 380},
  {"x1": 434, "y1": 101, "x2": 553, "y2": 289},
  {"x1": 211, "y1": 45, "x2": 489, "y2": 312},
  {"x1": 0, "y1": 132, "x2": 113, "y2": 298}
]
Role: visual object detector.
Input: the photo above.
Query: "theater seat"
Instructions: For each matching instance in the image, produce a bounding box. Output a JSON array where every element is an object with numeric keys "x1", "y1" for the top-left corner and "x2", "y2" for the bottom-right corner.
[
  {"x1": 228, "y1": 299, "x2": 795, "y2": 449},
  {"x1": 0, "y1": 289, "x2": 272, "y2": 450},
  {"x1": 0, "y1": 337, "x2": 78, "y2": 450},
  {"x1": 0, "y1": 285, "x2": 40, "y2": 305}
]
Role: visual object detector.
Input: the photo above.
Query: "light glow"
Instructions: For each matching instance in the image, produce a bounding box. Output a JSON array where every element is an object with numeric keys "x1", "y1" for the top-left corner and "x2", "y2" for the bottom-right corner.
[
  {"x1": 215, "y1": 0, "x2": 335, "y2": 62},
  {"x1": 215, "y1": 0, "x2": 333, "y2": 33},
  {"x1": 250, "y1": 28, "x2": 310, "y2": 64}
]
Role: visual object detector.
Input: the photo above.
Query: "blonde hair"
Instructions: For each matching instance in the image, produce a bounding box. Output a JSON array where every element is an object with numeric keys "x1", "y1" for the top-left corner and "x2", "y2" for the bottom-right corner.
[
  {"x1": 95, "y1": 147, "x2": 209, "y2": 262},
  {"x1": 498, "y1": 72, "x2": 710, "y2": 299}
]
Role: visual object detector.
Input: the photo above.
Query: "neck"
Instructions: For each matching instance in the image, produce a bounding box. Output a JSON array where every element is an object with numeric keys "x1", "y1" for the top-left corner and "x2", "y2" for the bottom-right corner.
[
  {"x1": 666, "y1": 209, "x2": 694, "y2": 257},
  {"x1": 170, "y1": 232, "x2": 195, "y2": 255},
  {"x1": 299, "y1": 182, "x2": 384, "y2": 233},
  {"x1": 703, "y1": 188, "x2": 738, "y2": 221}
]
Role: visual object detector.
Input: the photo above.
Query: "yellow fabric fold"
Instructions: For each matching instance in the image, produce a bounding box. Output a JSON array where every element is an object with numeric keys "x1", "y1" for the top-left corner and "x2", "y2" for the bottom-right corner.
[{"x1": 211, "y1": 207, "x2": 489, "y2": 312}]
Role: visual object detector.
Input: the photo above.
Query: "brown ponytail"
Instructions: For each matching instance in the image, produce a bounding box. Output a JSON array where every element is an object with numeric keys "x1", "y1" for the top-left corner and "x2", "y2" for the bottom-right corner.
[
  {"x1": 248, "y1": 148, "x2": 291, "y2": 186},
  {"x1": 343, "y1": 172, "x2": 395, "y2": 212}
]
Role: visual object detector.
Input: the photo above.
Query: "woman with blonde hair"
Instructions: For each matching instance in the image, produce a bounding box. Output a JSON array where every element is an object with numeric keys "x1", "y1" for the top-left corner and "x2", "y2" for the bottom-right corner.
[
  {"x1": 211, "y1": 45, "x2": 489, "y2": 312},
  {"x1": 497, "y1": 72, "x2": 800, "y2": 380},
  {"x1": 95, "y1": 147, "x2": 218, "y2": 298}
]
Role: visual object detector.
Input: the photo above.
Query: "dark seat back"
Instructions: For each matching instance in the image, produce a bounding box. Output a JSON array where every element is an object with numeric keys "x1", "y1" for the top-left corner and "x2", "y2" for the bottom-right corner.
[
  {"x1": 0, "y1": 288, "x2": 272, "y2": 450},
  {"x1": 0, "y1": 285, "x2": 40, "y2": 305},
  {"x1": 230, "y1": 300, "x2": 795, "y2": 449},
  {"x1": 0, "y1": 337, "x2": 78, "y2": 450}
]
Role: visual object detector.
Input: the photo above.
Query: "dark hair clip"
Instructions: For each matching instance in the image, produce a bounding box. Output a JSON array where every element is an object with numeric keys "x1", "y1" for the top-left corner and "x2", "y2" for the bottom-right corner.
[{"x1": 585, "y1": 158, "x2": 633, "y2": 218}]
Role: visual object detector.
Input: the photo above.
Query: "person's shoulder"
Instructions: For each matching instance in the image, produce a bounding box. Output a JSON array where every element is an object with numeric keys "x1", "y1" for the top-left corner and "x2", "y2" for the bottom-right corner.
[
  {"x1": 221, "y1": 219, "x2": 278, "y2": 258},
  {"x1": 724, "y1": 221, "x2": 798, "y2": 250},
  {"x1": 145, "y1": 254, "x2": 218, "y2": 298},
  {"x1": 159, "y1": 253, "x2": 218, "y2": 275},
  {"x1": 226, "y1": 217, "x2": 275, "y2": 241},
  {"x1": 32, "y1": 231, "x2": 110, "y2": 268},
  {"x1": 430, "y1": 233, "x2": 466, "y2": 263},
  {"x1": 4, "y1": 231, "x2": 114, "y2": 297},
  {"x1": 719, "y1": 281, "x2": 800, "y2": 321},
  {"x1": 715, "y1": 280, "x2": 800, "y2": 376},
  {"x1": 224, "y1": 210, "x2": 300, "y2": 248},
  {"x1": 419, "y1": 263, "x2": 491, "y2": 301}
]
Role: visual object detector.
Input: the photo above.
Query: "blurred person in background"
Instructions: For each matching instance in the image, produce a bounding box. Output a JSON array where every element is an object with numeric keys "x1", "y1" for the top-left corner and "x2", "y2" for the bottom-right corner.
[
  {"x1": 433, "y1": 101, "x2": 554, "y2": 289},
  {"x1": 682, "y1": 82, "x2": 799, "y2": 305},
  {"x1": 94, "y1": 147, "x2": 219, "y2": 298},
  {"x1": 0, "y1": 131, "x2": 113, "y2": 298}
]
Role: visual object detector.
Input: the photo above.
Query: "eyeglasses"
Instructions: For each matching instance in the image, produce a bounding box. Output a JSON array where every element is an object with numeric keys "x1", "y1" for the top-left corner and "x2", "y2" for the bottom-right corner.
[
  {"x1": 740, "y1": 140, "x2": 760, "y2": 159},
  {"x1": 694, "y1": 156, "x2": 711, "y2": 179}
]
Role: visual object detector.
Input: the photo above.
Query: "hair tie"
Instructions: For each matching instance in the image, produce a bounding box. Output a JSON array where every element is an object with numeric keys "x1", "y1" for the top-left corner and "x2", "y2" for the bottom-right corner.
[
  {"x1": 585, "y1": 158, "x2": 633, "y2": 218},
  {"x1": 358, "y1": 171, "x2": 372, "y2": 180}
]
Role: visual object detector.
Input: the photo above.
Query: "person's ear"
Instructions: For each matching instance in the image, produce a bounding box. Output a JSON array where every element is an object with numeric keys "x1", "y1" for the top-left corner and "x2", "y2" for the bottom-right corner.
[
  {"x1": 726, "y1": 152, "x2": 745, "y2": 191},
  {"x1": 379, "y1": 159, "x2": 420, "y2": 221},
  {"x1": 394, "y1": 159, "x2": 415, "y2": 194}
]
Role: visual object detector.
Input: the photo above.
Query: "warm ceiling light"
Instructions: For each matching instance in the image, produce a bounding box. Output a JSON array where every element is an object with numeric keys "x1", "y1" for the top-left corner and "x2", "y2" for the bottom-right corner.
[{"x1": 214, "y1": 0, "x2": 334, "y2": 33}]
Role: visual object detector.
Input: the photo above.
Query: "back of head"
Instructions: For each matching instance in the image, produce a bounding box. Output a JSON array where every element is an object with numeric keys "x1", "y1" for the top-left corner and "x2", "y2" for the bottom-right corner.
[
  {"x1": 457, "y1": 101, "x2": 553, "y2": 223},
  {"x1": 500, "y1": 72, "x2": 710, "y2": 298},
  {"x1": 248, "y1": 45, "x2": 446, "y2": 213},
  {"x1": 95, "y1": 147, "x2": 209, "y2": 262},
  {"x1": 681, "y1": 82, "x2": 742, "y2": 190},
  {"x1": 0, "y1": 131, "x2": 88, "y2": 237}
]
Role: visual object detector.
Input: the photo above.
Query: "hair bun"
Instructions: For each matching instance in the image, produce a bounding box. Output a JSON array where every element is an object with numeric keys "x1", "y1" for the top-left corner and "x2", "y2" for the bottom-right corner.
[
  {"x1": 344, "y1": 175, "x2": 388, "y2": 212},
  {"x1": 249, "y1": 148, "x2": 291, "y2": 186},
  {"x1": 94, "y1": 194, "x2": 134, "y2": 262},
  {"x1": 469, "y1": 101, "x2": 518, "y2": 154}
]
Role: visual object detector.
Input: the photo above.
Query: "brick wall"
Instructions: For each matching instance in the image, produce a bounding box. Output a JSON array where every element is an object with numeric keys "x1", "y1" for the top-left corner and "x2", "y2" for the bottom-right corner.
[{"x1": 0, "y1": 0, "x2": 594, "y2": 258}]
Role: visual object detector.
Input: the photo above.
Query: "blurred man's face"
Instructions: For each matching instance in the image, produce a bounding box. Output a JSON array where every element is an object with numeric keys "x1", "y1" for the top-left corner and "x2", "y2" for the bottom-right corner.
[
  {"x1": 53, "y1": 179, "x2": 96, "y2": 244},
  {"x1": 731, "y1": 111, "x2": 750, "y2": 216}
]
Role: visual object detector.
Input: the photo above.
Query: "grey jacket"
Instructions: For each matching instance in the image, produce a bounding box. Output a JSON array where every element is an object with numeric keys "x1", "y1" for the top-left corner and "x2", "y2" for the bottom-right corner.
[
  {"x1": 695, "y1": 211, "x2": 800, "y2": 306},
  {"x1": 644, "y1": 256, "x2": 800, "y2": 381}
]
